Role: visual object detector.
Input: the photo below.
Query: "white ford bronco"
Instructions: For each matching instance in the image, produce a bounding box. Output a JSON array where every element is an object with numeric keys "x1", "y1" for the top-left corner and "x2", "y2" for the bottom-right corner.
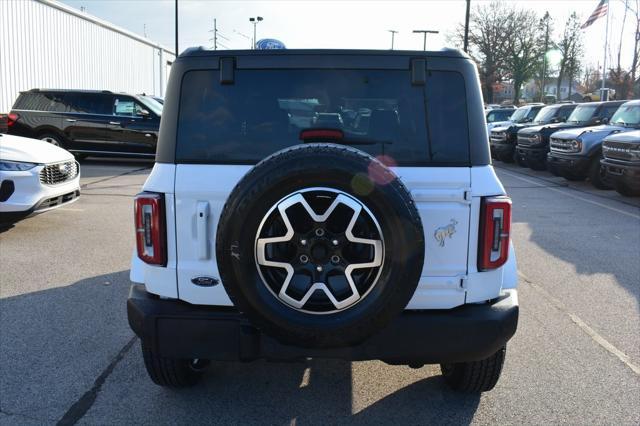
[{"x1": 128, "y1": 49, "x2": 519, "y2": 393}]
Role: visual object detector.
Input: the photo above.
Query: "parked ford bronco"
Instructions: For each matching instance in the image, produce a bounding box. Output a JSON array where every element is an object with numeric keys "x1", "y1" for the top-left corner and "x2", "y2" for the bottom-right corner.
[
  {"x1": 127, "y1": 49, "x2": 519, "y2": 393},
  {"x1": 516, "y1": 101, "x2": 622, "y2": 171},
  {"x1": 513, "y1": 103, "x2": 577, "y2": 168},
  {"x1": 489, "y1": 104, "x2": 544, "y2": 162},
  {"x1": 548, "y1": 100, "x2": 640, "y2": 188},
  {"x1": 601, "y1": 130, "x2": 640, "y2": 196}
]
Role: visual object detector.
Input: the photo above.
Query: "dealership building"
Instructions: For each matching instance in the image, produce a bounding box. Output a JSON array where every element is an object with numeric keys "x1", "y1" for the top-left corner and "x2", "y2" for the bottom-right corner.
[{"x1": 0, "y1": 0, "x2": 175, "y2": 112}]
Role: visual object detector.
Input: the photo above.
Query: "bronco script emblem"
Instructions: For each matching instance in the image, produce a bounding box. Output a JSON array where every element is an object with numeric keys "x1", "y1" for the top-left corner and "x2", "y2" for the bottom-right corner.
[{"x1": 434, "y1": 219, "x2": 458, "y2": 247}]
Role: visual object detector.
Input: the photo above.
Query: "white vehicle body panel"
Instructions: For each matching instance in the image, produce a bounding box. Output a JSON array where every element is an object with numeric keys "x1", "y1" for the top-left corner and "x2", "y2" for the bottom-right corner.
[
  {"x1": 0, "y1": 134, "x2": 80, "y2": 214},
  {"x1": 131, "y1": 163, "x2": 518, "y2": 310}
]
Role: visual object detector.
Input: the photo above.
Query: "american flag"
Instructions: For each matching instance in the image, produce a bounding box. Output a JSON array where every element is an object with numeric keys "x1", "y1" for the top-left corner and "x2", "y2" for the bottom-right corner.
[{"x1": 581, "y1": 0, "x2": 609, "y2": 29}]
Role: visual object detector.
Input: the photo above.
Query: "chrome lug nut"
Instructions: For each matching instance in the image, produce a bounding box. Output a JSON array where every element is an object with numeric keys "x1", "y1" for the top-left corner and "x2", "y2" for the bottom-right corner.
[
  {"x1": 332, "y1": 239, "x2": 339, "y2": 246},
  {"x1": 299, "y1": 254, "x2": 309, "y2": 264},
  {"x1": 300, "y1": 239, "x2": 307, "y2": 246},
  {"x1": 316, "y1": 265, "x2": 323, "y2": 272}
]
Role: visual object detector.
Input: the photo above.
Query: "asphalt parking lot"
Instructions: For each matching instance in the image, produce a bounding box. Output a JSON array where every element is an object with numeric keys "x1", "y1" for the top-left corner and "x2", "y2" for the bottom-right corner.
[{"x1": 1, "y1": 158, "x2": 639, "y2": 425}]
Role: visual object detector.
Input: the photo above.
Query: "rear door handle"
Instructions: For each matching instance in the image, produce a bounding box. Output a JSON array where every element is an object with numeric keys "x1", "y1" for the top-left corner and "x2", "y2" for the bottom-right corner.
[
  {"x1": 196, "y1": 201, "x2": 210, "y2": 260},
  {"x1": 65, "y1": 119, "x2": 77, "y2": 122},
  {"x1": 109, "y1": 121, "x2": 120, "y2": 126}
]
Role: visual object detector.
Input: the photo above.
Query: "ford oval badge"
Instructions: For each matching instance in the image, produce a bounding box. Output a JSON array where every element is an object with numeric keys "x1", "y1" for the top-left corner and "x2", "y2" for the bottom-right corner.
[
  {"x1": 191, "y1": 276, "x2": 219, "y2": 287},
  {"x1": 256, "y1": 39, "x2": 286, "y2": 50}
]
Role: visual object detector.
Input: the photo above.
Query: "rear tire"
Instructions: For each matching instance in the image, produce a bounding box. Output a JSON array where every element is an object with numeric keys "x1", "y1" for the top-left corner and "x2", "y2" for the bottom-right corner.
[
  {"x1": 39, "y1": 133, "x2": 63, "y2": 147},
  {"x1": 141, "y1": 342, "x2": 207, "y2": 387},
  {"x1": 440, "y1": 346, "x2": 506, "y2": 393},
  {"x1": 588, "y1": 157, "x2": 611, "y2": 190}
]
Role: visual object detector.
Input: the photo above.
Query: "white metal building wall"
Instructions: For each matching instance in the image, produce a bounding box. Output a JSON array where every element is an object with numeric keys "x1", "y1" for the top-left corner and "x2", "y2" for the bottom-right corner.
[{"x1": 0, "y1": 0, "x2": 175, "y2": 112}]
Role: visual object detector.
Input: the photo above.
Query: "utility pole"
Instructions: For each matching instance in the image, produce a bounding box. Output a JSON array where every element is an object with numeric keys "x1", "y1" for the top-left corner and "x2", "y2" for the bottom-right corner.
[
  {"x1": 412, "y1": 30, "x2": 439, "y2": 50},
  {"x1": 175, "y1": 0, "x2": 178, "y2": 55},
  {"x1": 213, "y1": 18, "x2": 217, "y2": 50},
  {"x1": 463, "y1": 0, "x2": 471, "y2": 52},
  {"x1": 540, "y1": 12, "x2": 550, "y2": 102},
  {"x1": 249, "y1": 16, "x2": 263, "y2": 49},
  {"x1": 388, "y1": 30, "x2": 398, "y2": 50}
]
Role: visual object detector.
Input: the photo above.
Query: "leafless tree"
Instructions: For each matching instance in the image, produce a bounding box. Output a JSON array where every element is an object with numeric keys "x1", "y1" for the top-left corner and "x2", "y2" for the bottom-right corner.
[
  {"x1": 450, "y1": 1, "x2": 516, "y2": 103},
  {"x1": 555, "y1": 13, "x2": 583, "y2": 100},
  {"x1": 504, "y1": 9, "x2": 543, "y2": 103}
]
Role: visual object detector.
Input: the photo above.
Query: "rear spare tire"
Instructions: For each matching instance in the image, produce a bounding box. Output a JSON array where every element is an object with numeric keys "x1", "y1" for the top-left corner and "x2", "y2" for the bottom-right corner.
[{"x1": 216, "y1": 144, "x2": 424, "y2": 348}]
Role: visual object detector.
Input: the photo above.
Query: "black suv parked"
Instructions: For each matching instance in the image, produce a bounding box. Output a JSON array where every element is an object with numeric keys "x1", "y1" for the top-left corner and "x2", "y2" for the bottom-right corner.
[
  {"x1": 512, "y1": 103, "x2": 577, "y2": 167},
  {"x1": 515, "y1": 101, "x2": 623, "y2": 170},
  {"x1": 8, "y1": 89, "x2": 162, "y2": 159},
  {"x1": 489, "y1": 104, "x2": 544, "y2": 162}
]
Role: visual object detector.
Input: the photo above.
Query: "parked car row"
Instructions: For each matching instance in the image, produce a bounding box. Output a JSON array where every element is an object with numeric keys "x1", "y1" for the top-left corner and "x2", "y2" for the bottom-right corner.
[{"x1": 489, "y1": 100, "x2": 640, "y2": 197}]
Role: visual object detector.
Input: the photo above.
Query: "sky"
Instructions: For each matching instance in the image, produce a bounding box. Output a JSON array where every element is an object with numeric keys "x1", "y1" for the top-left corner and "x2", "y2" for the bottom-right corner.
[{"x1": 59, "y1": 0, "x2": 637, "y2": 71}]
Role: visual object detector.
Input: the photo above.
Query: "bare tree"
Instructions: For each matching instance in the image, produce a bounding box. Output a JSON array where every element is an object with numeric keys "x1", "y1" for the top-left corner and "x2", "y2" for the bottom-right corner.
[
  {"x1": 451, "y1": 1, "x2": 515, "y2": 103},
  {"x1": 556, "y1": 13, "x2": 583, "y2": 100},
  {"x1": 535, "y1": 12, "x2": 554, "y2": 101},
  {"x1": 504, "y1": 9, "x2": 543, "y2": 103},
  {"x1": 626, "y1": 0, "x2": 640, "y2": 97}
]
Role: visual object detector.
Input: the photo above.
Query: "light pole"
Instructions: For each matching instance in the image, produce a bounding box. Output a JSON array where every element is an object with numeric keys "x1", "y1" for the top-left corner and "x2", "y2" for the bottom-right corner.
[
  {"x1": 388, "y1": 30, "x2": 398, "y2": 50},
  {"x1": 175, "y1": 0, "x2": 178, "y2": 55},
  {"x1": 463, "y1": 0, "x2": 470, "y2": 52},
  {"x1": 412, "y1": 29, "x2": 439, "y2": 50},
  {"x1": 249, "y1": 16, "x2": 263, "y2": 49}
]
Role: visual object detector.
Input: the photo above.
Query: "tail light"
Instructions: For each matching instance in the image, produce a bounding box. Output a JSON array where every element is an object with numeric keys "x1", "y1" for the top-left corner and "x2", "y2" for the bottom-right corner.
[
  {"x1": 7, "y1": 113, "x2": 19, "y2": 127},
  {"x1": 134, "y1": 192, "x2": 167, "y2": 266},
  {"x1": 478, "y1": 196, "x2": 511, "y2": 271}
]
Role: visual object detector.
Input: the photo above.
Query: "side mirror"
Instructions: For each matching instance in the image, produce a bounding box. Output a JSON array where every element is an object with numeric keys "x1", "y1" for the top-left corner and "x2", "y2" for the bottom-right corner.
[
  {"x1": 601, "y1": 117, "x2": 609, "y2": 124},
  {"x1": 138, "y1": 109, "x2": 150, "y2": 118}
]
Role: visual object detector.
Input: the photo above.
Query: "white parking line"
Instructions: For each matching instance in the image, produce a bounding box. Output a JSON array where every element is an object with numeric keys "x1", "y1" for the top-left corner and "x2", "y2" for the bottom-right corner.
[
  {"x1": 499, "y1": 169, "x2": 640, "y2": 220},
  {"x1": 520, "y1": 272, "x2": 640, "y2": 376}
]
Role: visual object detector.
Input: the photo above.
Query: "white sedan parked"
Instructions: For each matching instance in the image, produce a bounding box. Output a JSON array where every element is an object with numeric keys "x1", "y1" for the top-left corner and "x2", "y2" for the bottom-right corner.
[{"x1": 0, "y1": 134, "x2": 80, "y2": 223}]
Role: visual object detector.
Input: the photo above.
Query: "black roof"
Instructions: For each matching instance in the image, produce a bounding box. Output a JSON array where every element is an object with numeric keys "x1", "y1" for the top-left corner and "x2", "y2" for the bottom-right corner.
[{"x1": 178, "y1": 47, "x2": 469, "y2": 60}]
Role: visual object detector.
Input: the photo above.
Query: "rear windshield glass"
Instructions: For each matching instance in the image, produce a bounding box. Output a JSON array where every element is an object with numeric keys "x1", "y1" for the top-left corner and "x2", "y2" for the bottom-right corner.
[{"x1": 176, "y1": 69, "x2": 469, "y2": 165}]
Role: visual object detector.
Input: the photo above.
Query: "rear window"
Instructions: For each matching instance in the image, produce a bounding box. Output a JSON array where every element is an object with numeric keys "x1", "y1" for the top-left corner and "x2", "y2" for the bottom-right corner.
[{"x1": 176, "y1": 69, "x2": 469, "y2": 165}]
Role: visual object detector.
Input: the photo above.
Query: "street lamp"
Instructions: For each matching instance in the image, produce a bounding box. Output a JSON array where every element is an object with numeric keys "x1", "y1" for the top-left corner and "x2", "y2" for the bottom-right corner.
[
  {"x1": 249, "y1": 16, "x2": 263, "y2": 49},
  {"x1": 412, "y1": 29, "x2": 439, "y2": 51},
  {"x1": 388, "y1": 30, "x2": 398, "y2": 50}
]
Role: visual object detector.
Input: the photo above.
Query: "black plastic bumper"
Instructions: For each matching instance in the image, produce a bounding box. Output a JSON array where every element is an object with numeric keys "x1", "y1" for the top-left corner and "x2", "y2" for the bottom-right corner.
[
  {"x1": 601, "y1": 159, "x2": 640, "y2": 190},
  {"x1": 547, "y1": 152, "x2": 591, "y2": 175},
  {"x1": 490, "y1": 142, "x2": 514, "y2": 157},
  {"x1": 516, "y1": 145, "x2": 549, "y2": 163},
  {"x1": 127, "y1": 285, "x2": 519, "y2": 364}
]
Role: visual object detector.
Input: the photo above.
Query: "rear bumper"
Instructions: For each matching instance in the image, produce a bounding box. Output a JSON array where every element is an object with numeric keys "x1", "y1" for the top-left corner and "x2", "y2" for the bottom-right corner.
[
  {"x1": 601, "y1": 159, "x2": 640, "y2": 190},
  {"x1": 547, "y1": 152, "x2": 591, "y2": 175},
  {"x1": 127, "y1": 284, "x2": 519, "y2": 364}
]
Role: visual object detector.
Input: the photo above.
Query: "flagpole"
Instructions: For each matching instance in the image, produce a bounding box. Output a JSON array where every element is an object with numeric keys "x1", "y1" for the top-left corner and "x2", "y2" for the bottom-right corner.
[{"x1": 601, "y1": 0, "x2": 610, "y2": 97}]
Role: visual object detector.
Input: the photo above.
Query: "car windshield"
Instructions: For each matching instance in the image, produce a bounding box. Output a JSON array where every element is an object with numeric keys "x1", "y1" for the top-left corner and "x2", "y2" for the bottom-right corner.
[
  {"x1": 567, "y1": 105, "x2": 597, "y2": 123},
  {"x1": 610, "y1": 104, "x2": 640, "y2": 127},
  {"x1": 138, "y1": 96, "x2": 163, "y2": 116},
  {"x1": 509, "y1": 108, "x2": 527, "y2": 122},
  {"x1": 533, "y1": 106, "x2": 558, "y2": 124}
]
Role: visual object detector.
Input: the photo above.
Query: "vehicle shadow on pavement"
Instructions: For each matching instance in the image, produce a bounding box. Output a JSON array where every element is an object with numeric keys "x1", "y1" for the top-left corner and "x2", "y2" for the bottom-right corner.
[
  {"x1": 0, "y1": 270, "x2": 134, "y2": 423},
  {"x1": 0, "y1": 270, "x2": 480, "y2": 425}
]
